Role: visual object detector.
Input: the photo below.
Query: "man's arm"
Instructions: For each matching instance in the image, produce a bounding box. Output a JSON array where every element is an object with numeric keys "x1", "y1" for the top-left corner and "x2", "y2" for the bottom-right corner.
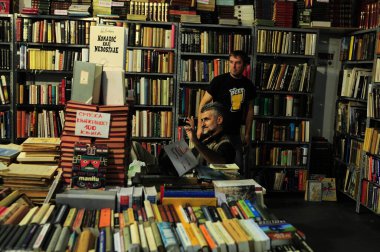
[
  {"x1": 185, "y1": 117, "x2": 228, "y2": 164},
  {"x1": 244, "y1": 99, "x2": 254, "y2": 146},
  {"x1": 196, "y1": 91, "x2": 213, "y2": 138}
]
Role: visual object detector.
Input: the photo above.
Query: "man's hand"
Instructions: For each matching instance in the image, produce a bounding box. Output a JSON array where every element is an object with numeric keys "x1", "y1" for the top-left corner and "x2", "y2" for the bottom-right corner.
[{"x1": 185, "y1": 117, "x2": 196, "y2": 142}]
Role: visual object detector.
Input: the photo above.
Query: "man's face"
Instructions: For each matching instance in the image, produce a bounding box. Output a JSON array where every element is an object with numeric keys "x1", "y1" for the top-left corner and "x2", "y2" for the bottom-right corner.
[
  {"x1": 229, "y1": 55, "x2": 245, "y2": 78},
  {"x1": 200, "y1": 110, "x2": 221, "y2": 135}
]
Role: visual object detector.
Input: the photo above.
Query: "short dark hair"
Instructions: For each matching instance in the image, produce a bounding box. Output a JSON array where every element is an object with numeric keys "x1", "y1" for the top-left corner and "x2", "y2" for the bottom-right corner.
[
  {"x1": 229, "y1": 50, "x2": 249, "y2": 65},
  {"x1": 201, "y1": 102, "x2": 226, "y2": 118}
]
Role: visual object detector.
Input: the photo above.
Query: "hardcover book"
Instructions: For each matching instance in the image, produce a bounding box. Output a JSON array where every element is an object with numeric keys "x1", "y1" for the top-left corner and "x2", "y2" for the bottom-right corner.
[
  {"x1": 89, "y1": 25, "x2": 126, "y2": 69},
  {"x1": 71, "y1": 143, "x2": 109, "y2": 189},
  {"x1": 71, "y1": 61, "x2": 103, "y2": 104}
]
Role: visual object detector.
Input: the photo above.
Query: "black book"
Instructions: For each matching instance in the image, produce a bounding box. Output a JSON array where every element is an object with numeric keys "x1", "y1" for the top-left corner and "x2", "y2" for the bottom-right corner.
[
  {"x1": 20, "y1": 223, "x2": 40, "y2": 250},
  {"x1": 26, "y1": 225, "x2": 44, "y2": 251},
  {"x1": 11, "y1": 224, "x2": 35, "y2": 251},
  {"x1": 52, "y1": 204, "x2": 70, "y2": 225},
  {"x1": 0, "y1": 225, "x2": 17, "y2": 248},
  {"x1": 207, "y1": 206, "x2": 220, "y2": 222},
  {"x1": 3, "y1": 225, "x2": 25, "y2": 250},
  {"x1": 220, "y1": 202, "x2": 233, "y2": 219}
]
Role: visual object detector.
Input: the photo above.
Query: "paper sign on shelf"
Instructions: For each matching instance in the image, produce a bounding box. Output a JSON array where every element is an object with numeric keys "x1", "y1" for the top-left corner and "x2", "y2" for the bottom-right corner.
[{"x1": 75, "y1": 110, "x2": 110, "y2": 138}]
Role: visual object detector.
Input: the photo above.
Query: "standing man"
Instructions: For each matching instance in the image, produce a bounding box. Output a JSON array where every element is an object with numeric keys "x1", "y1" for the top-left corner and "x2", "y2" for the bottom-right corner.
[
  {"x1": 196, "y1": 50, "x2": 255, "y2": 173},
  {"x1": 186, "y1": 102, "x2": 235, "y2": 165}
]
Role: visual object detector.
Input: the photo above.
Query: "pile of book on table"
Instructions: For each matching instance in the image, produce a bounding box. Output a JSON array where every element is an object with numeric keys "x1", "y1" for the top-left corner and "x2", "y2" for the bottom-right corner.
[{"x1": 0, "y1": 180, "x2": 313, "y2": 251}]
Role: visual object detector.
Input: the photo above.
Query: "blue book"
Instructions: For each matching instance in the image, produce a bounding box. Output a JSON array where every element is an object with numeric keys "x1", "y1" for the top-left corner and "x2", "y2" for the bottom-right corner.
[
  {"x1": 0, "y1": 147, "x2": 20, "y2": 158},
  {"x1": 163, "y1": 190, "x2": 215, "y2": 198},
  {"x1": 289, "y1": 123, "x2": 295, "y2": 141},
  {"x1": 244, "y1": 199, "x2": 262, "y2": 220}
]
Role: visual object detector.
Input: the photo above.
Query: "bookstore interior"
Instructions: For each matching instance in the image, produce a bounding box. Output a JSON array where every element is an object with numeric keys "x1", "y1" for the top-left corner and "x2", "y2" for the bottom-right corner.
[{"x1": 0, "y1": 0, "x2": 379, "y2": 251}]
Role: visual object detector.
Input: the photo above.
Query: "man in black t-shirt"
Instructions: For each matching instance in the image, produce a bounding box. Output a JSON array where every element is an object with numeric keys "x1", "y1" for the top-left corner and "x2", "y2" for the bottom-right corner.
[{"x1": 196, "y1": 50, "x2": 255, "y2": 171}]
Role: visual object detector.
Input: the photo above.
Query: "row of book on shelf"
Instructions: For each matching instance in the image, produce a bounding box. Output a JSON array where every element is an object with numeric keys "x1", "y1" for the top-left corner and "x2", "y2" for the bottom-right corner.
[
  {"x1": 0, "y1": 49, "x2": 10, "y2": 70},
  {"x1": 340, "y1": 67, "x2": 371, "y2": 99},
  {"x1": 180, "y1": 29, "x2": 252, "y2": 54},
  {"x1": 18, "y1": 77, "x2": 71, "y2": 105},
  {"x1": 255, "y1": 62, "x2": 315, "y2": 93},
  {"x1": 18, "y1": 46, "x2": 89, "y2": 71},
  {"x1": 16, "y1": 18, "x2": 96, "y2": 45},
  {"x1": 367, "y1": 83, "x2": 380, "y2": 119},
  {"x1": 335, "y1": 101, "x2": 367, "y2": 138},
  {"x1": 252, "y1": 120, "x2": 310, "y2": 143},
  {"x1": 340, "y1": 32, "x2": 376, "y2": 61},
  {"x1": 250, "y1": 145, "x2": 308, "y2": 167},
  {"x1": 256, "y1": 30, "x2": 317, "y2": 56},
  {"x1": 132, "y1": 111, "x2": 173, "y2": 138},
  {"x1": 254, "y1": 95, "x2": 312, "y2": 118}
]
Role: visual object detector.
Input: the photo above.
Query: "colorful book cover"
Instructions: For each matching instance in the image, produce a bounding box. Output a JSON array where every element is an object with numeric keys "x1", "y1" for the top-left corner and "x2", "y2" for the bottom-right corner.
[{"x1": 71, "y1": 143, "x2": 108, "y2": 189}]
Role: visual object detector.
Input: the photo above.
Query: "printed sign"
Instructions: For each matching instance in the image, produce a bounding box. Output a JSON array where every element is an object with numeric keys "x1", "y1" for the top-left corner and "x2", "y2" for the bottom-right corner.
[
  {"x1": 75, "y1": 110, "x2": 110, "y2": 138},
  {"x1": 163, "y1": 139, "x2": 198, "y2": 176}
]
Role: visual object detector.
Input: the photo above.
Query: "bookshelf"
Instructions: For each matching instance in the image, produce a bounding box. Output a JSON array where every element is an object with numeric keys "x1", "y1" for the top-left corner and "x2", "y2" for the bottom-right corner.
[
  {"x1": 98, "y1": 19, "x2": 178, "y2": 156},
  {"x1": 13, "y1": 14, "x2": 97, "y2": 143},
  {"x1": 332, "y1": 27, "x2": 379, "y2": 212},
  {"x1": 176, "y1": 23, "x2": 254, "y2": 140},
  {"x1": 0, "y1": 14, "x2": 13, "y2": 143},
  {"x1": 356, "y1": 27, "x2": 380, "y2": 214},
  {"x1": 252, "y1": 26, "x2": 319, "y2": 192}
]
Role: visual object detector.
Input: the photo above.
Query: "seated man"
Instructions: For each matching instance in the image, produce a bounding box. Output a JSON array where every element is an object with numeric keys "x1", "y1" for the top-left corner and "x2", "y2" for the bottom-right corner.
[{"x1": 185, "y1": 102, "x2": 236, "y2": 165}]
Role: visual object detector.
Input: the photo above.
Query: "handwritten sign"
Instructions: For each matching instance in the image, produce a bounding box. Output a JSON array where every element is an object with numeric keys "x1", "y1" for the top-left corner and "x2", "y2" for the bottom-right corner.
[
  {"x1": 163, "y1": 139, "x2": 198, "y2": 176},
  {"x1": 75, "y1": 110, "x2": 110, "y2": 138}
]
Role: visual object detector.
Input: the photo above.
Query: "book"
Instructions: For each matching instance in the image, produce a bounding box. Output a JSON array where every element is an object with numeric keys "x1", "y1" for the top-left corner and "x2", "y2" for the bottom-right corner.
[
  {"x1": 102, "y1": 68, "x2": 126, "y2": 105},
  {"x1": 89, "y1": 25, "x2": 126, "y2": 69},
  {"x1": 71, "y1": 61, "x2": 103, "y2": 104}
]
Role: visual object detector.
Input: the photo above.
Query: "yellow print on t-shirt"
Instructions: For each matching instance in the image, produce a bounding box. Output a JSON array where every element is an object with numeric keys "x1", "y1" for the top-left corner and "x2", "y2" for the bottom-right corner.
[{"x1": 229, "y1": 88, "x2": 245, "y2": 112}]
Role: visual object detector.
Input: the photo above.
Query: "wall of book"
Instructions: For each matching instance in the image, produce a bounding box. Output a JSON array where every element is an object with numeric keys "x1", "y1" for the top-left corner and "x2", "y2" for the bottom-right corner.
[
  {"x1": 13, "y1": 14, "x2": 97, "y2": 143},
  {"x1": 0, "y1": 14, "x2": 13, "y2": 143},
  {"x1": 333, "y1": 28, "x2": 380, "y2": 213},
  {"x1": 98, "y1": 19, "x2": 177, "y2": 158},
  {"x1": 357, "y1": 27, "x2": 380, "y2": 214},
  {"x1": 176, "y1": 23, "x2": 253, "y2": 140},
  {"x1": 251, "y1": 27, "x2": 318, "y2": 192}
]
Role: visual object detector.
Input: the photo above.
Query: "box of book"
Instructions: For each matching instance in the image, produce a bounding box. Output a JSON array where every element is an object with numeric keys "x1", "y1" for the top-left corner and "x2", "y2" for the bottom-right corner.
[{"x1": 71, "y1": 143, "x2": 108, "y2": 189}]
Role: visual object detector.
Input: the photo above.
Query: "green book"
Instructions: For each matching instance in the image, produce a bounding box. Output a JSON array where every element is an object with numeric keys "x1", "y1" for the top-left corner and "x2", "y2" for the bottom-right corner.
[{"x1": 71, "y1": 61, "x2": 103, "y2": 104}]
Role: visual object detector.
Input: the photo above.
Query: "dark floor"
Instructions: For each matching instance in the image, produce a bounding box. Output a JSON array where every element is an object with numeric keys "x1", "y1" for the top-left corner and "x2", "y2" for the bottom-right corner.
[{"x1": 265, "y1": 192, "x2": 380, "y2": 252}]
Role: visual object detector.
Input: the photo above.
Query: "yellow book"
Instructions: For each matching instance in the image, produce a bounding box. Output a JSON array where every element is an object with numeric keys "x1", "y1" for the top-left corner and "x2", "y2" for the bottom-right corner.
[
  {"x1": 222, "y1": 219, "x2": 249, "y2": 252},
  {"x1": 143, "y1": 221, "x2": 158, "y2": 252},
  {"x1": 0, "y1": 202, "x2": 20, "y2": 224},
  {"x1": 127, "y1": 207, "x2": 135, "y2": 225},
  {"x1": 190, "y1": 222, "x2": 208, "y2": 252},
  {"x1": 348, "y1": 35, "x2": 355, "y2": 61},
  {"x1": 130, "y1": 222, "x2": 141, "y2": 251},
  {"x1": 40, "y1": 204, "x2": 55, "y2": 225},
  {"x1": 31, "y1": 203, "x2": 50, "y2": 224},
  {"x1": 162, "y1": 197, "x2": 217, "y2": 207},
  {"x1": 216, "y1": 207, "x2": 227, "y2": 221},
  {"x1": 76, "y1": 228, "x2": 96, "y2": 252},
  {"x1": 0, "y1": 190, "x2": 21, "y2": 207},
  {"x1": 19, "y1": 206, "x2": 39, "y2": 226},
  {"x1": 183, "y1": 223, "x2": 201, "y2": 252},
  {"x1": 230, "y1": 219, "x2": 255, "y2": 251},
  {"x1": 151, "y1": 203, "x2": 162, "y2": 222},
  {"x1": 144, "y1": 200, "x2": 154, "y2": 221},
  {"x1": 64, "y1": 207, "x2": 78, "y2": 228}
]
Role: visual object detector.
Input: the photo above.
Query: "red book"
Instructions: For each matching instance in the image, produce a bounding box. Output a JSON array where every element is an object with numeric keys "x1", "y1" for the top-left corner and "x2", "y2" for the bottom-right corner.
[
  {"x1": 157, "y1": 205, "x2": 168, "y2": 222},
  {"x1": 163, "y1": 205, "x2": 174, "y2": 223}
]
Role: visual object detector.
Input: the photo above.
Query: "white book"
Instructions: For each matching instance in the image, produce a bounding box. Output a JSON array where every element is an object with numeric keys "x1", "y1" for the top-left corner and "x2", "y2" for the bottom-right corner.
[
  {"x1": 205, "y1": 221, "x2": 227, "y2": 252},
  {"x1": 130, "y1": 222, "x2": 141, "y2": 252},
  {"x1": 238, "y1": 219, "x2": 270, "y2": 252},
  {"x1": 89, "y1": 26, "x2": 126, "y2": 69},
  {"x1": 114, "y1": 231, "x2": 122, "y2": 252},
  {"x1": 176, "y1": 223, "x2": 193, "y2": 252},
  {"x1": 213, "y1": 222, "x2": 237, "y2": 252},
  {"x1": 139, "y1": 223, "x2": 149, "y2": 252},
  {"x1": 102, "y1": 68, "x2": 126, "y2": 105},
  {"x1": 144, "y1": 222, "x2": 158, "y2": 252}
]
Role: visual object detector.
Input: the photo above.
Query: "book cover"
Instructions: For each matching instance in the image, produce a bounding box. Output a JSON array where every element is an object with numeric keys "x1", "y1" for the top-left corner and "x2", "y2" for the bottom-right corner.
[
  {"x1": 102, "y1": 68, "x2": 126, "y2": 105},
  {"x1": 71, "y1": 61, "x2": 103, "y2": 104},
  {"x1": 89, "y1": 25, "x2": 126, "y2": 69},
  {"x1": 71, "y1": 143, "x2": 109, "y2": 189}
]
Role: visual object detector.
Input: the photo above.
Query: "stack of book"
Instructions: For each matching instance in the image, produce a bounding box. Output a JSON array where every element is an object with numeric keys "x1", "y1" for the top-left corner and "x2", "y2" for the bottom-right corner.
[
  {"x1": 234, "y1": 4, "x2": 255, "y2": 26},
  {"x1": 0, "y1": 144, "x2": 21, "y2": 165},
  {"x1": 17, "y1": 137, "x2": 60, "y2": 164},
  {"x1": 254, "y1": 0, "x2": 275, "y2": 26},
  {"x1": 217, "y1": 5, "x2": 239, "y2": 25},
  {"x1": 94, "y1": 105, "x2": 132, "y2": 186},
  {"x1": 50, "y1": 0, "x2": 71, "y2": 15},
  {"x1": 68, "y1": 4, "x2": 91, "y2": 17},
  {"x1": 0, "y1": 163, "x2": 59, "y2": 203},
  {"x1": 31, "y1": 0, "x2": 50, "y2": 14},
  {"x1": 59, "y1": 101, "x2": 95, "y2": 184},
  {"x1": 273, "y1": 1, "x2": 294, "y2": 28},
  {"x1": 311, "y1": 2, "x2": 331, "y2": 27}
]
